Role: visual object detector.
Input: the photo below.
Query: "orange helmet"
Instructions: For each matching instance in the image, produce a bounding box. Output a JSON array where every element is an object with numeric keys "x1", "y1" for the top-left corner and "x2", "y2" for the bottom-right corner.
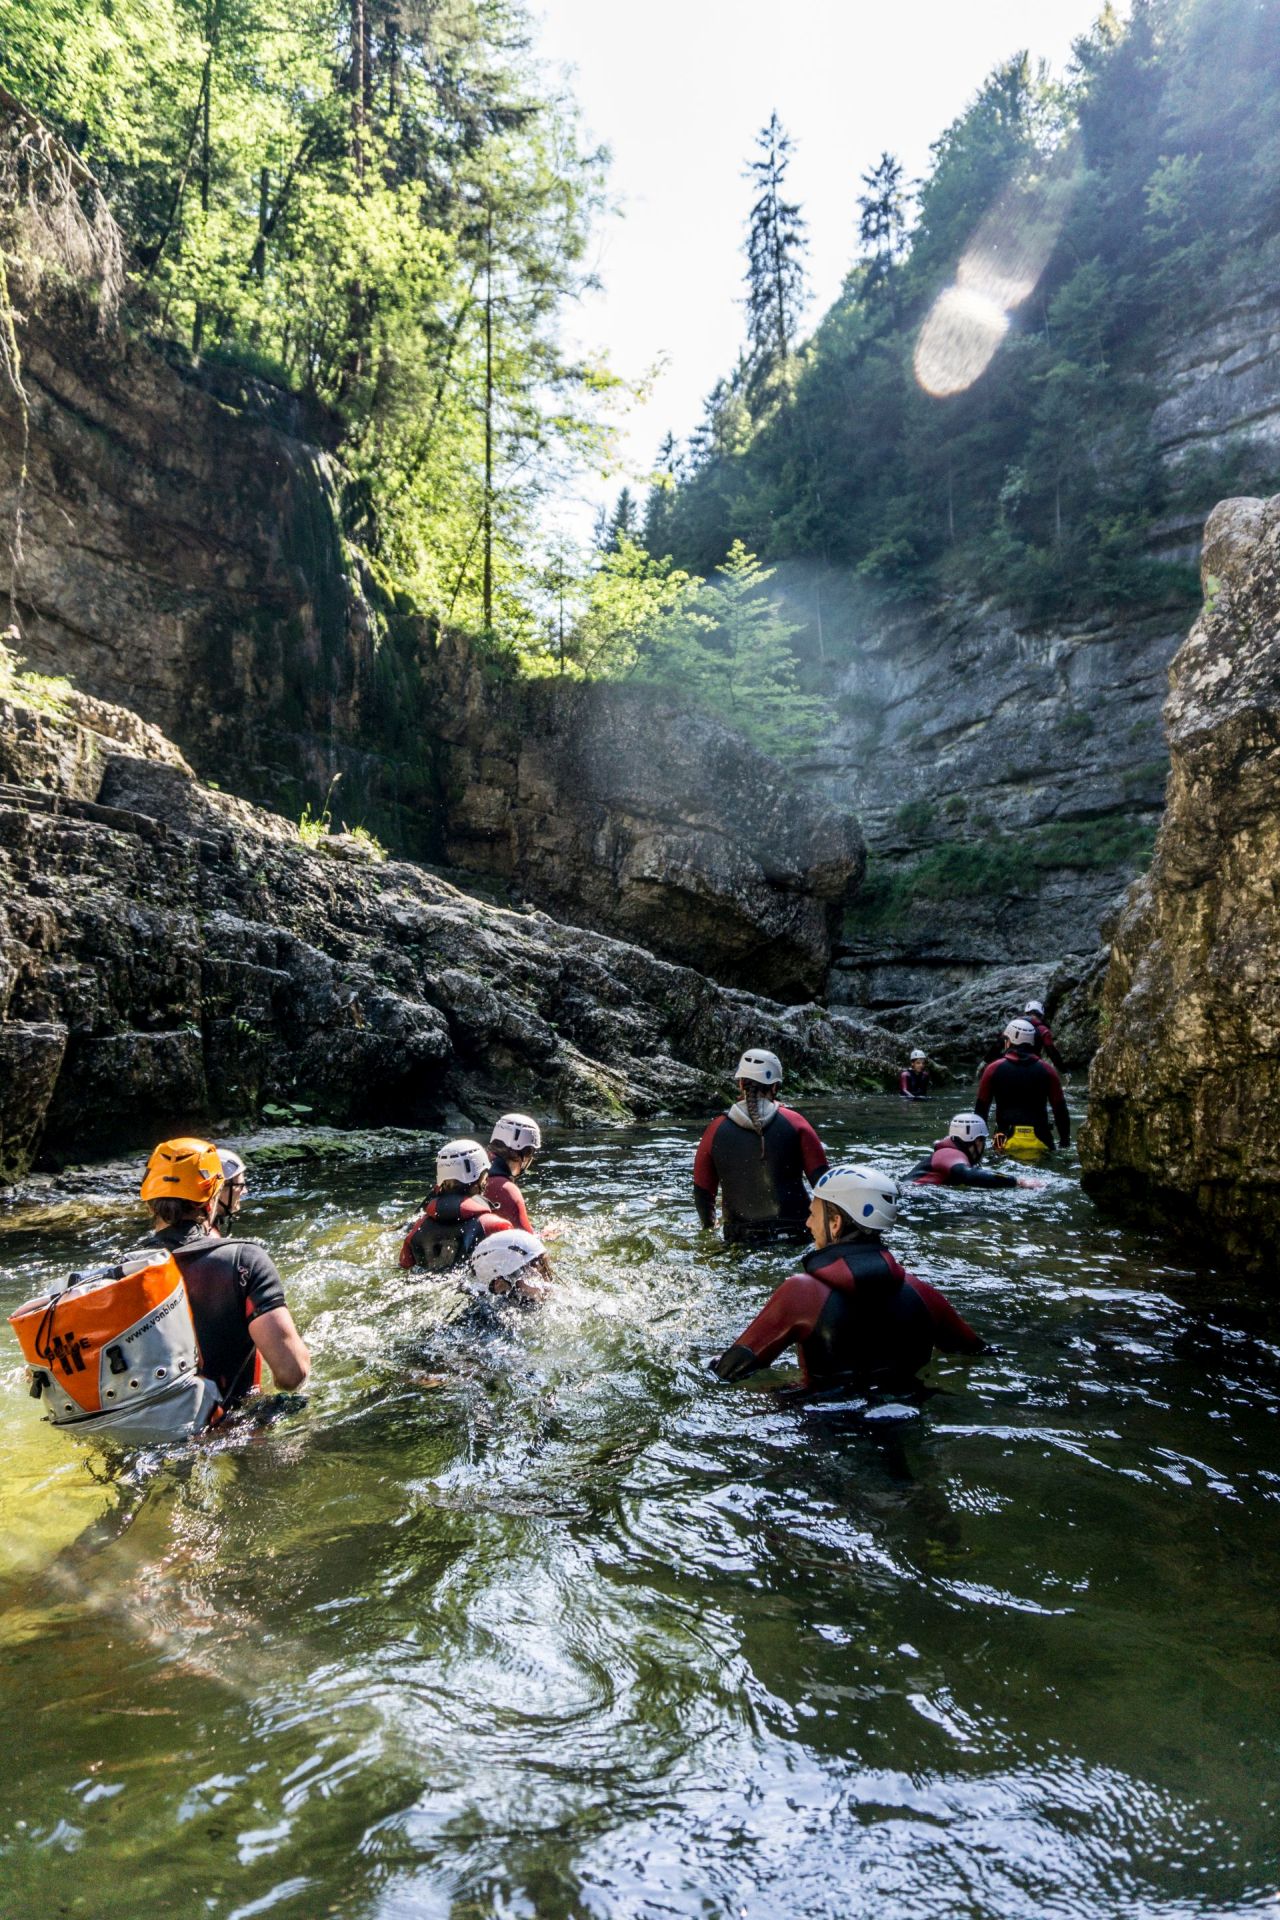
[{"x1": 140, "y1": 1137, "x2": 223, "y2": 1205}]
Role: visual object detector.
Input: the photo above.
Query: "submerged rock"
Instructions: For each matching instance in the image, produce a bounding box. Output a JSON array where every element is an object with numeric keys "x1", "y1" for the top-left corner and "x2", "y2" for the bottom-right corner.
[
  {"x1": 0, "y1": 680, "x2": 898, "y2": 1180},
  {"x1": 1081, "y1": 496, "x2": 1280, "y2": 1265}
]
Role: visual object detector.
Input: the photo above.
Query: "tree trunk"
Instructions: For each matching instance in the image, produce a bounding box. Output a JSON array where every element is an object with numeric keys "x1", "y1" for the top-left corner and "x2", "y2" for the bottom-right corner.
[
  {"x1": 482, "y1": 206, "x2": 494, "y2": 632},
  {"x1": 250, "y1": 166, "x2": 270, "y2": 281},
  {"x1": 350, "y1": 0, "x2": 366, "y2": 177},
  {"x1": 387, "y1": 20, "x2": 400, "y2": 115},
  {"x1": 191, "y1": 6, "x2": 215, "y2": 357}
]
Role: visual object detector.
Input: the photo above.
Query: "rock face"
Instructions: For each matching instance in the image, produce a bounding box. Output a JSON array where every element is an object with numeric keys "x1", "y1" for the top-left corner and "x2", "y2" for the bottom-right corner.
[
  {"x1": 435, "y1": 655, "x2": 862, "y2": 1002},
  {"x1": 0, "y1": 289, "x2": 389, "y2": 812},
  {"x1": 0, "y1": 293, "x2": 861, "y2": 1000},
  {"x1": 0, "y1": 672, "x2": 898, "y2": 1182},
  {"x1": 1081, "y1": 496, "x2": 1280, "y2": 1266},
  {"x1": 1153, "y1": 286, "x2": 1280, "y2": 483},
  {"x1": 794, "y1": 589, "x2": 1178, "y2": 1011}
]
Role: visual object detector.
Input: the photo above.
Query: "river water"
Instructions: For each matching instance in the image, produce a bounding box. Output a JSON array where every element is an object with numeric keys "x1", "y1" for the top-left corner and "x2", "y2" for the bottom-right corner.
[{"x1": 0, "y1": 1096, "x2": 1276, "y2": 1920}]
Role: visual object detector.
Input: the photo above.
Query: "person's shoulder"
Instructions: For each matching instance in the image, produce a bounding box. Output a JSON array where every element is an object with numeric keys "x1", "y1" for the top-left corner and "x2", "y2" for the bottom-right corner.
[{"x1": 217, "y1": 1236, "x2": 281, "y2": 1274}]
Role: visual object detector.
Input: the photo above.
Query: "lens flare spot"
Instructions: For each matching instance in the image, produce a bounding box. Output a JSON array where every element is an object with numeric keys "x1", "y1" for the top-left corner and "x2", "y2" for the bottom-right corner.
[
  {"x1": 914, "y1": 285, "x2": 1009, "y2": 398},
  {"x1": 914, "y1": 140, "x2": 1081, "y2": 398}
]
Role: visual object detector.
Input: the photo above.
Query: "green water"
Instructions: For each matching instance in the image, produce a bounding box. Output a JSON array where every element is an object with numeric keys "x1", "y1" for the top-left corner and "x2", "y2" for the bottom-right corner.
[{"x1": 1, "y1": 1097, "x2": 1277, "y2": 1920}]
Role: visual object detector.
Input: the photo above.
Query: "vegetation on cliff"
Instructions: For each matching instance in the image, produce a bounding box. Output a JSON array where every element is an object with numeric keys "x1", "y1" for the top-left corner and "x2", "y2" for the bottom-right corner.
[
  {"x1": 644, "y1": 0, "x2": 1280, "y2": 633},
  {"x1": 1, "y1": 0, "x2": 608, "y2": 643}
]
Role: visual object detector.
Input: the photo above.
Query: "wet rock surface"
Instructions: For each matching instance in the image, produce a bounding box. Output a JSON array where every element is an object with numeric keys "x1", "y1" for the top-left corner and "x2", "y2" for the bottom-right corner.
[
  {"x1": 0, "y1": 682, "x2": 898, "y2": 1182},
  {"x1": 803, "y1": 591, "x2": 1178, "y2": 1011},
  {"x1": 0, "y1": 298, "x2": 862, "y2": 998},
  {"x1": 435, "y1": 657, "x2": 862, "y2": 1002},
  {"x1": 1081, "y1": 495, "x2": 1280, "y2": 1266}
]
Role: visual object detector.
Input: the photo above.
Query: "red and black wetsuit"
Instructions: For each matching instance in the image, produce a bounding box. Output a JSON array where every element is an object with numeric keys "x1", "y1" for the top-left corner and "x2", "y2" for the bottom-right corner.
[
  {"x1": 899, "y1": 1066, "x2": 931, "y2": 1098},
  {"x1": 399, "y1": 1193, "x2": 507, "y2": 1271},
  {"x1": 485, "y1": 1154, "x2": 532, "y2": 1232},
  {"x1": 908, "y1": 1138, "x2": 1020, "y2": 1188},
  {"x1": 693, "y1": 1105, "x2": 828, "y2": 1243},
  {"x1": 713, "y1": 1235, "x2": 988, "y2": 1389},
  {"x1": 975, "y1": 1048, "x2": 1070, "y2": 1150},
  {"x1": 141, "y1": 1223, "x2": 287, "y2": 1407},
  {"x1": 1026, "y1": 1014, "x2": 1065, "y2": 1073}
]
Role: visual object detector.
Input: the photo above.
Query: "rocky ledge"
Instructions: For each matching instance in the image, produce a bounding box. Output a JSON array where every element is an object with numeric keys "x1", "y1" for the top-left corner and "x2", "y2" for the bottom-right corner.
[
  {"x1": 434, "y1": 645, "x2": 862, "y2": 1003},
  {"x1": 0, "y1": 671, "x2": 898, "y2": 1183},
  {"x1": 1081, "y1": 496, "x2": 1280, "y2": 1267},
  {"x1": 0, "y1": 290, "x2": 861, "y2": 1002}
]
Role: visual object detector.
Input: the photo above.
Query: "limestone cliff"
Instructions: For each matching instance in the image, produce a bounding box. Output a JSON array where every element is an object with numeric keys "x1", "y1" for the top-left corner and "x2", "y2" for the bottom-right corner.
[
  {"x1": 1080, "y1": 495, "x2": 1280, "y2": 1266},
  {"x1": 0, "y1": 667, "x2": 897, "y2": 1183},
  {"x1": 798, "y1": 589, "x2": 1178, "y2": 1014},
  {"x1": 433, "y1": 643, "x2": 861, "y2": 1002},
  {"x1": 0, "y1": 292, "x2": 860, "y2": 1002}
]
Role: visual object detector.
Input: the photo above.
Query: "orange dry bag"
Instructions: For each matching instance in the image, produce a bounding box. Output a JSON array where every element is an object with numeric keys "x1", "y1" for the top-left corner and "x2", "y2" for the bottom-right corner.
[{"x1": 9, "y1": 1250, "x2": 220, "y2": 1443}]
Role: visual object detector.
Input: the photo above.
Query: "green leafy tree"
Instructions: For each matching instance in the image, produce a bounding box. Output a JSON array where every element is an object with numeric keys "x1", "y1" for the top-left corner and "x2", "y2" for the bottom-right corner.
[
  {"x1": 0, "y1": 0, "x2": 613, "y2": 639},
  {"x1": 633, "y1": 541, "x2": 820, "y2": 755}
]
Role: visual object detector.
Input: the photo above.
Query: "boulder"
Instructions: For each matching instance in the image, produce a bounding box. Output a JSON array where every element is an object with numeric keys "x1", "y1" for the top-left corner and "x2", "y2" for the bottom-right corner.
[{"x1": 1080, "y1": 496, "x2": 1280, "y2": 1266}]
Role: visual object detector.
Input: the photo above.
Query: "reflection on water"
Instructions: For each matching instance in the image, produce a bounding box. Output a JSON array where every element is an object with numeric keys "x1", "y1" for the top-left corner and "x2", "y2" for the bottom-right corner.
[{"x1": 1, "y1": 1096, "x2": 1277, "y2": 1920}]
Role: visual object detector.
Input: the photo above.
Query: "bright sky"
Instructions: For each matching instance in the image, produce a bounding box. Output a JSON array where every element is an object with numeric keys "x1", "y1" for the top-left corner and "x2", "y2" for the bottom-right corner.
[{"x1": 533, "y1": 0, "x2": 1122, "y2": 536}]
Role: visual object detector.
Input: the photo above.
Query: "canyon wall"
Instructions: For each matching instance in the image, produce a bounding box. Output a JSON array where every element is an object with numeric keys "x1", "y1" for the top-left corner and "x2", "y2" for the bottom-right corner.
[
  {"x1": 0, "y1": 669, "x2": 897, "y2": 1182},
  {"x1": 0, "y1": 293, "x2": 860, "y2": 999},
  {"x1": 1081, "y1": 494, "x2": 1280, "y2": 1269}
]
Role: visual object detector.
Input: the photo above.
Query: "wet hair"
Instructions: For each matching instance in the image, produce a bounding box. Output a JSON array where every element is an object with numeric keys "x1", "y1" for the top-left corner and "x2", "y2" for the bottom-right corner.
[
  {"x1": 435, "y1": 1176, "x2": 487, "y2": 1197},
  {"x1": 819, "y1": 1199, "x2": 852, "y2": 1241},
  {"x1": 739, "y1": 1078, "x2": 775, "y2": 1157},
  {"x1": 147, "y1": 1197, "x2": 209, "y2": 1228},
  {"x1": 819, "y1": 1199, "x2": 878, "y2": 1243}
]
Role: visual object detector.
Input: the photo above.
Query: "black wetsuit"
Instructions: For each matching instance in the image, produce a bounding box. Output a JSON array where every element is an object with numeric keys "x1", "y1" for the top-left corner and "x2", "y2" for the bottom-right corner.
[
  {"x1": 975, "y1": 1048, "x2": 1071, "y2": 1150},
  {"x1": 693, "y1": 1105, "x2": 828, "y2": 1243},
  {"x1": 1027, "y1": 1014, "x2": 1066, "y2": 1073},
  {"x1": 714, "y1": 1236, "x2": 987, "y2": 1389},
  {"x1": 140, "y1": 1224, "x2": 286, "y2": 1406}
]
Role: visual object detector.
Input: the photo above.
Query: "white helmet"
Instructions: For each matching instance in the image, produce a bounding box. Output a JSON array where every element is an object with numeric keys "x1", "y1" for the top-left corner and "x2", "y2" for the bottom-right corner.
[
  {"x1": 491, "y1": 1112, "x2": 542, "y2": 1155},
  {"x1": 910, "y1": 1048, "x2": 927, "y2": 1063},
  {"x1": 435, "y1": 1138, "x2": 490, "y2": 1186},
  {"x1": 1004, "y1": 1018, "x2": 1037, "y2": 1048},
  {"x1": 735, "y1": 1048, "x2": 783, "y2": 1088},
  {"x1": 215, "y1": 1148, "x2": 246, "y2": 1185},
  {"x1": 949, "y1": 1112, "x2": 989, "y2": 1144},
  {"x1": 470, "y1": 1228, "x2": 545, "y2": 1289},
  {"x1": 813, "y1": 1164, "x2": 899, "y2": 1233},
  {"x1": 1024, "y1": 1000, "x2": 1045, "y2": 1017}
]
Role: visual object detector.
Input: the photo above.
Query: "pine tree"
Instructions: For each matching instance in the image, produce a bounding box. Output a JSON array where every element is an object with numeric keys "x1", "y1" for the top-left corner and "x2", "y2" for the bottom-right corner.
[
  {"x1": 856, "y1": 151, "x2": 908, "y2": 324},
  {"x1": 605, "y1": 485, "x2": 638, "y2": 550},
  {"x1": 744, "y1": 112, "x2": 807, "y2": 394}
]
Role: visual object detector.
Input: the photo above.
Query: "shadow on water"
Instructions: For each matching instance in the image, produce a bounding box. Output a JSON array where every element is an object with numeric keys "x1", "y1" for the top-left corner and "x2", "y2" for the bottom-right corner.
[{"x1": 0, "y1": 1095, "x2": 1277, "y2": 1920}]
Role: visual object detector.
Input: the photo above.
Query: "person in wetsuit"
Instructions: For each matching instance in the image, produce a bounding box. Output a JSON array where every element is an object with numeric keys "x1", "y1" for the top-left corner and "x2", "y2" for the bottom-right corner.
[
  {"x1": 212, "y1": 1146, "x2": 247, "y2": 1236},
  {"x1": 712, "y1": 1163, "x2": 990, "y2": 1392},
  {"x1": 1022, "y1": 1000, "x2": 1066, "y2": 1073},
  {"x1": 399, "y1": 1139, "x2": 509, "y2": 1272},
  {"x1": 908, "y1": 1112, "x2": 1040, "y2": 1189},
  {"x1": 470, "y1": 1228, "x2": 551, "y2": 1305},
  {"x1": 137, "y1": 1138, "x2": 310, "y2": 1412},
  {"x1": 485, "y1": 1113, "x2": 540, "y2": 1232},
  {"x1": 693, "y1": 1048, "x2": 828, "y2": 1244},
  {"x1": 975, "y1": 1019, "x2": 1071, "y2": 1152},
  {"x1": 899, "y1": 1049, "x2": 931, "y2": 1099}
]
